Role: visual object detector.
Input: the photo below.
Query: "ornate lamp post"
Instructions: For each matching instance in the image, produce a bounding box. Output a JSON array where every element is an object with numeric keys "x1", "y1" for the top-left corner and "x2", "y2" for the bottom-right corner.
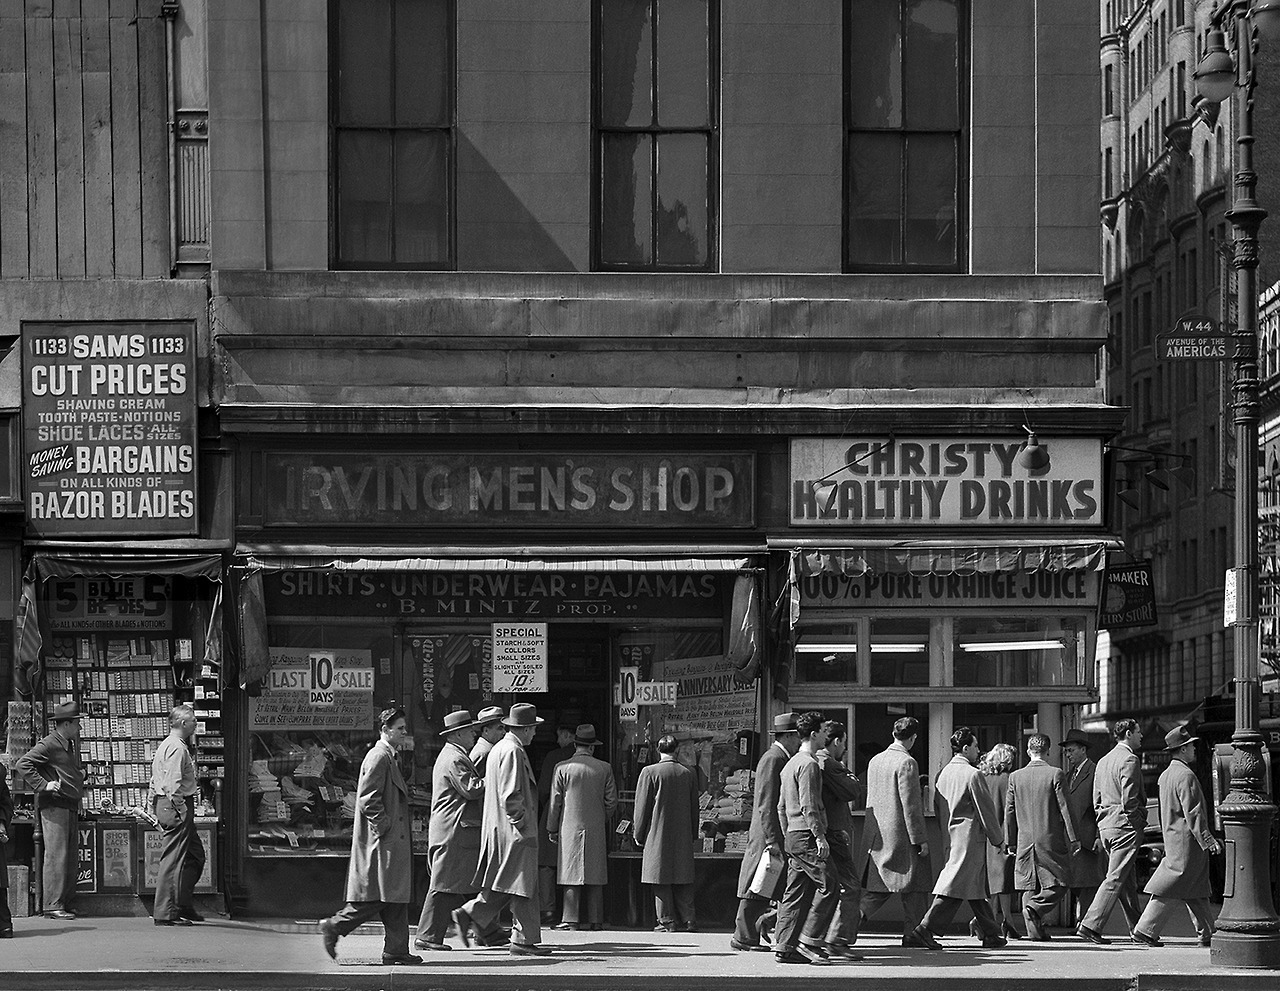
[{"x1": 1195, "y1": 0, "x2": 1280, "y2": 969}]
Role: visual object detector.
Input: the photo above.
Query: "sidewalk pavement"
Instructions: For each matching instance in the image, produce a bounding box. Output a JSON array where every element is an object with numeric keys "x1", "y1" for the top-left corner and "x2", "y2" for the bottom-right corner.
[{"x1": 1, "y1": 916, "x2": 1275, "y2": 991}]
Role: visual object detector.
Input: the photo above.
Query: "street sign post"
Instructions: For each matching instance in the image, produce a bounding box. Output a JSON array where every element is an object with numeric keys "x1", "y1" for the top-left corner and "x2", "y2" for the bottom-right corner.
[{"x1": 1157, "y1": 315, "x2": 1232, "y2": 360}]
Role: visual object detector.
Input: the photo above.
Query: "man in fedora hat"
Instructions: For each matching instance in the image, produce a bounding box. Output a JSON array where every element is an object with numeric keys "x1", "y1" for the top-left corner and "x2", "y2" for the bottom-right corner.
[
  {"x1": 469, "y1": 706, "x2": 506, "y2": 777},
  {"x1": 536, "y1": 714, "x2": 578, "y2": 922},
  {"x1": 546, "y1": 723, "x2": 617, "y2": 930},
  {"x1": 731, "y1": 712, "x2": 800, "y2": 952},
  {"x1": 415, "y1": 710, "x2": 486, "y2": 952},
  {"x1": 1131, "y1": 726, "x2": 1222, "y2": 948},
  {"x1": 17, "y1": 700, "x2": 84, "y2": 919},
  {"x1": 858, "y1": 716, "x2": 932, "y2": 942},
  {"x1": 456, "y1": 703, "x2": 552, "y2": 956},
  {"x1": 633, "y1": 734, "x2": 699, "y2": 933},
  {"x1": 320, "y1": 706, "x2": 422, "y2": 965},
  {"x1": 1078, "y1": 718, "x2": 1146, "y2": 945},
  {"x1": 1061, "y1": 728, "x2": 1102, "y2": 925}
]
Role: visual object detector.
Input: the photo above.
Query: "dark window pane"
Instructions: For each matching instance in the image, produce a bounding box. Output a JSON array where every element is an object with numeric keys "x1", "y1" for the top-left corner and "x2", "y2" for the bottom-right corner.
[
  {"x1": 904, "y1": 133, "x2": 956, "y2": 266},
  {"x1": 656, "y1": 133, "x2": 708, "y2": 266},
  {"x1": 657, "y1": 0, "x2": 709, "y2": 127},
  {"x1": 848, "y1": 0, "x2": 902, "y2": 128},
  {"x1": 393, "y1": 131, "x2": 450, "y2": 264},
  {"x1": 601, "y1": 133, "x2": 653, "y2": 265},
  {"x1": 338, "y1": 0, "x2": 392, "y2": 125},
  {"x1": 906, "y1": 0, "x2": 958, "y2": 128},
  {"x1": 395, "y1": 0, "x2": 450, "y2": 125},
  {"x1": 337, "y1": 130, "x2": 393, "y2": 263},
  {"x1": 847, "y1": 133, "x2": 902, "y2": 265},
  {"x1": 601, "y1": 0, "x2": 653, "y2": 126}
]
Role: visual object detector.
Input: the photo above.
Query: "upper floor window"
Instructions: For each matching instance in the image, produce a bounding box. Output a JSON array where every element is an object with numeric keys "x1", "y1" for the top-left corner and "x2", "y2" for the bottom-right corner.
[
  {"x1": 845, "y1": 0, "x2": 965, "y2": 272},
  {"x1": 332, "y1": 0, "x2": 454, "y2": 269},
  {"x1": 593, "y1": 0, "x2": 717, "y2": 271}
]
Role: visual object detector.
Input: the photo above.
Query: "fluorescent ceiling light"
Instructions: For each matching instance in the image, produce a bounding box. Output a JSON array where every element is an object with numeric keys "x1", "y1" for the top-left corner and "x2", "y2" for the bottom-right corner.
[
  {"x1": 870, "y1": 643, "x2": 927, "y2": 653},
  {"x1": 796, "y1": 643, "x2": 858, "y2": 652},
  {"x1": 959, "y1": 640, "x2": 1064, "y2": 652}
]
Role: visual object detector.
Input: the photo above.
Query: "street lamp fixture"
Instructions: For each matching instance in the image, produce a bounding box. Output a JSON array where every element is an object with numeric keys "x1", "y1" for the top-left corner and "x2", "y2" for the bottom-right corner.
[{"x1": 1194, "y1": 0, "x2": 1280, "y2": 969}]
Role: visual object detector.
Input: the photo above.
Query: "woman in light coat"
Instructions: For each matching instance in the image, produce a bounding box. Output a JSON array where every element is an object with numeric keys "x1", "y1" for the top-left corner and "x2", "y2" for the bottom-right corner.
[{"x1": 977, "y1": 743, "x2": 1023, "y2": 939}]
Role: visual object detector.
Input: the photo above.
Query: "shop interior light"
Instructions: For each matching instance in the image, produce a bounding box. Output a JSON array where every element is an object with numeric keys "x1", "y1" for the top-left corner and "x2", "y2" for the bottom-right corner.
[
  {"x1": 869, "y1": 642, "x2": 928, "y2": 653},
  {"x1": 795, "y1": 642, "x2": 859, "y2": 653},
  {"x1": 959, "y1": 639, "x2": 1064, "y2": 652}
]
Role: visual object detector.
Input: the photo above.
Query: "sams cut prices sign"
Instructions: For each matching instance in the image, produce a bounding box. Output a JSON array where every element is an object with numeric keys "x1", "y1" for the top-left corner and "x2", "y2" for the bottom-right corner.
[
  {"x1": 790, "y1": 437, "x2": 1103, "y2": 526},
  {"x1": 23, "y1": 322, "x2": 198, "y2": 537}
]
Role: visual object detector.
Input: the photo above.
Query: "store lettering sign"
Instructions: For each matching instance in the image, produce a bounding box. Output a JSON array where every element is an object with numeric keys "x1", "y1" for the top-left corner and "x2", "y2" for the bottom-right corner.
[
  {"x1": 491, "y1": 622, "x2": 547, "y2": 693},
  {"x1": 260, "y1": 451, "x2": 754, "y2": 528},
  {"x1": 48, "y1": 576, "x2": 173, "y2": 630},
  {"x1": 790, "y1": 437, "x2": 1103, "y2": 526},
  {"x1": 801, "y1": 571, "x2": 1098, "y2": 609},
  {"x1": 22, "y1": 322, "x2": 198, "y2": 537},
  {"x1": 1098, "y1": 561, "x2": 1157, "y2": 629},
  {"x1": 266, "y1": 571, "x2": 728, "y2": 621}
]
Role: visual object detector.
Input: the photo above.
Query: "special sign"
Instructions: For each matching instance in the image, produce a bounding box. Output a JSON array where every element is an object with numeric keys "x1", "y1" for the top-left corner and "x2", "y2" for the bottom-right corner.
[
  {"x1": 23, "y1": 322, "x2": 197, "y2": 537},
  {"x1": 790, "y1": 437, "x2": 1103, "y2": 526},
  {"x1": 491, "y1": 623, "x2": 548, "y2": 693}
]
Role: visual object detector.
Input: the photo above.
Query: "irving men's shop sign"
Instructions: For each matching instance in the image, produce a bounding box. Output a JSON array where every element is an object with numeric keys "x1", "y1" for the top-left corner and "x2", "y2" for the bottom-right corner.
[
  {"x1": 262, "y1": 451, "x2": 754, "y2": 527},
  {"x1": 790, "y1": 437, "x2": 1103, "y2": 526},
  {"x1": 22, "y1": 322, "x2": 198, "y2": 537}
]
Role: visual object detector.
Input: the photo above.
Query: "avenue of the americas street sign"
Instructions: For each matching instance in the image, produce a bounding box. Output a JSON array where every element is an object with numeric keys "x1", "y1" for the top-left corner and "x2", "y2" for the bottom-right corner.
[{"x1": 1156, "y1": 315, "x2": 1232, "y2": 360}]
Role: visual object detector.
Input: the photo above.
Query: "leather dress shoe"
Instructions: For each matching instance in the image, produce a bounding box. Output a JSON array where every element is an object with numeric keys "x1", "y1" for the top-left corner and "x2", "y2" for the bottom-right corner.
[
  {"x1": 413, "y1": 938, "x2": 451, "y2": 951},
  {"x1": 179, "y1": 908, "x2": 205, "y2": 922},
  {"x1": 1200, "y1": 932, "x2": 1214, "y2": 948},
  {"x1": 45, "y1": 910, "x2": 75, "y2": 920},
  {"x1": 825, "y1": 943, "x2": 864, "y2": 961},
  {"x1": 510, "y1": 941, "x2": 552, "y2": 956},
  {"x1": 730, "y1": 937, "x2": 769, "y2": 952},
  {"x1": 903, "y1": 926, "x2": 942, "y2": 950},
  {"x1": 319, "y1": 919, "x2": 339, "y2": 959},
  {"x1": 155, "y1": 917, "x2": 193, "y2": 927},
  {"x1": 382, "y1": 953, "x2": 424, "y2": 965},
  {"x1": 0, "y1": 928, "x2": 13, "y2": 938},
  {"x1": 1024, "y1": 907, "x2": 1050, "y2": 941},
  {"x1": 1131, "y1": 928, "x2": 1164, "y2": 947},
  {"x1": 553, "y1": 921, "x2": 579, "y2": 931},
  {"x1": 982, "y1": 934, "x2": 1008, "y2": 949},
  {"x1": 1002, "y1": 921, "x2": 1025, "y2": 940},
  {"x1": 452, "y1": 908, "x2": 475, "y2": 948},
  {"x1": 477, "y1": 932, "x2": 510, "y2": 947},
  {"x1": 1076, "y1": 925, "x2": 1111, "y2": 945}
]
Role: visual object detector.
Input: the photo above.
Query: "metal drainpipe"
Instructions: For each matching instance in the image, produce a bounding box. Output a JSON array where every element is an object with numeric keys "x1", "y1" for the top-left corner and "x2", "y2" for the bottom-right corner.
[{"x1": 162, "y1": 1, "x2": 179, "y2": 276}]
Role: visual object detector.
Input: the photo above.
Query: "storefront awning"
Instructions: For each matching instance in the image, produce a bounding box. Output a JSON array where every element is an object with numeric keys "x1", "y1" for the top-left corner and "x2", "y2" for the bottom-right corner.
[
  {"x1": 30, "y1": 552, "x2": 224, "y2": 581},
  {"x1": 236, "y1": 548, "x2": 755, "y2": 573},
  {"x1": 769, "y1": 537, "x2": 1120, "y2": 576}
]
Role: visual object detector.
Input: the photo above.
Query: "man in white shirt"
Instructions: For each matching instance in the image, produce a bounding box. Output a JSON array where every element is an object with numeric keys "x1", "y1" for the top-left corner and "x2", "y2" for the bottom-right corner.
[{"x1": 150, "y1": 703, "x2": 206, "y2": 926}]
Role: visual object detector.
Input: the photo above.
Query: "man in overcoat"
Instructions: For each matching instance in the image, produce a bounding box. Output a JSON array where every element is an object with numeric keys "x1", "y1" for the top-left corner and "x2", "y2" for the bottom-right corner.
[
  {"x1": 858, "y1": 716, "x2": 932, "y2": 941},
  {"x1": 910, "y1": 727, "x2": 1006, "y2": 950},
  {"x1": 1061, "y1": 729, "x2": 1103, "y2": 926},
  {"x1": 456, "y1": 703, "x2": 552, "y2": 956},
  {"x1": 16, "y1": 700, "x2": 84, "y2": 919},
  {"x1": 536, "y1": 717, "x2": 577, "y2": 922},
  {"x1": 547, "y1": 724, "x2": 617, "y2": 930},
  {"x1": 469, "y1": 706, "x2": 506, "y2": 777},
  {"x1": 1131, "y1": 726, "x2": 1222, "y2": 947},
  {"x1": 632, "y1": 733, "x2": 698, "y2": 932},
  {"x1": 0, "y1": 762, "x2": 12, "y2": 937},
  {"x1": 730, "y1": 712, "x2": 799, "y2": 952},
  {"x1": 320, "y1": 706, "x2": 421, "y2": 965},
  {"x1": 1005, "y1": 733, "x2": 1080, "y2": 940},
  {"x1": 816, "y1": 719, "x2": 864, "y2": 959},
  {"x1": 1078, "y1": 718, "x2": 1146, "y2": 944},
  {"x1": 415, "y1": 709, "x2": 485, "y2": 951}
]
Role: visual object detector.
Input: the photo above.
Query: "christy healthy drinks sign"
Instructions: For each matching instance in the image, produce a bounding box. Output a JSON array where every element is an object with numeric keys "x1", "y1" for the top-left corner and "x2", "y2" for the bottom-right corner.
[{"x1": 23, "y1": 322, "x2": 198, "y2": 537}]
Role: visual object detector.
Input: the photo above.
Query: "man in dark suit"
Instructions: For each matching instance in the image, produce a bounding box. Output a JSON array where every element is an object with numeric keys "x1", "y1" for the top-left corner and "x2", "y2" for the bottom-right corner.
[
  {"x1": 1005, "y1": 733, "x2": 1079, "y2": 940},
  {"x1": 16, "y1": 700, "x2": 84, "y2": 920},
  {"x1": 816, "y1": 720, "x2": 864, "y2": 960},
  {"x1": 730, "y1": 712, "x2": 799, "y2": 952},
  {"x1": 0, "y1": 766, "x2": 12, "y2": 937},
  {"x1": 1061, "y1": 729, "x2": 1102, "y2": 926},
  {"x1": 1132, "y1": 726, "x2": 1222, "y2": 948},
  {"x1": 1078, "y1": 718, "x2": 1145, "y2": 944}
]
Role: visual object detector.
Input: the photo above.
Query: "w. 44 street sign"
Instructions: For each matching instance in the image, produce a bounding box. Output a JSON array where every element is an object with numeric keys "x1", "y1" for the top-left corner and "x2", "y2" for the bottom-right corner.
[{"x1": 1157, "y1": 316, "x2": 1232, "y2": 360}]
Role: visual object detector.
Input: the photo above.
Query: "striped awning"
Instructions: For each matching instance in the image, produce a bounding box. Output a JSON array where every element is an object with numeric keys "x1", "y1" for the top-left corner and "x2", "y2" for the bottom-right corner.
[
  {"x1": 236, "y1": 551, "x2": 752, "y2": 573},
  {"x1": 770, "y1": 537, "x2": 1120, "y2": 576}
]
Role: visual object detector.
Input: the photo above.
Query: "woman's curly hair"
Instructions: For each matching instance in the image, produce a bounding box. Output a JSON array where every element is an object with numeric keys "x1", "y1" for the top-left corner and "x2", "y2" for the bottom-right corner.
[{"x1": 978, "y1": 742, "x2": 1018, "y2": 776}]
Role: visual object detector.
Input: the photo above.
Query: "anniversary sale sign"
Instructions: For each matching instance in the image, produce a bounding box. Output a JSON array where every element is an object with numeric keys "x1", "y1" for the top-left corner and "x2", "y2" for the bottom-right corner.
[{"x1": 23, "y1": 322, "x2": 198, "y2": 537}]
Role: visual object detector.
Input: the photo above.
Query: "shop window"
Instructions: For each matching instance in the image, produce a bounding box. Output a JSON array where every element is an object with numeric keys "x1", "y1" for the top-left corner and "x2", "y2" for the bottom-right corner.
[
  {"x1": 845, "y1": 0, "x2": 965, "y2": 271},
  {"x1": 849, "y1": 702, "x2": 931, "y2": 780},
  {"x1": 952, "y1": 616, "x2": 1083, "y2": 687},
  {"x1": 794, "y1": 623, "x2": 859, "y2": 682},
  {"x1": 952, "y1": 702, "x2": 1036, "y2": 760},
  {"x1": 332, "y1": 0, "x2": 454, "y2": 269},
  {"x1": 594, "y1": 0, "x2": 718, "y2": 271},
  {"x1": 869, "y1": 616, "x2": 930, "y2": 686}
]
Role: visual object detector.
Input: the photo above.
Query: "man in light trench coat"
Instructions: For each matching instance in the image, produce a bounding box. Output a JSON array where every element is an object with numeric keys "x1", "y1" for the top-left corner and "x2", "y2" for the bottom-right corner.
[
  {"x1": 858, "y1": 716, "x2": 932, "y2": 941},
  {"x1": 455, "y1": 703, "x2": 552, "y2": 956},
  {"x1": 1061, "y1": 729, "x2": 1103, "y2": 926},
  {"x1": 909, "y1": 726, "x2": 1006, "y2": 950},
  {"x1": 1131, "y1": 726, "x2": 1222, "y2": 948},
  {"x1": 547, "y1": 724, "x2": 618, "y2": 930},
  {"x1": 414, "y1": 710, "x2": 487, "y2": 951},
  {"x1": 320, "y1": 706, "x2": 422, "y2": 965},
  {"x1": 633, "y1": 734, "x2": 699, "y2": 931},
  {"x1": 1005, "y1": 733, "x2": 1080, "y2": 941}
]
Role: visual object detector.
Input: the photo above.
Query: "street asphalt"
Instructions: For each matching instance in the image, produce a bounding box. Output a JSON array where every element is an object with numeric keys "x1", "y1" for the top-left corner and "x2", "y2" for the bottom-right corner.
[{"x1": 0, "y1": 915, "x2": 1277, "y2": 991}]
